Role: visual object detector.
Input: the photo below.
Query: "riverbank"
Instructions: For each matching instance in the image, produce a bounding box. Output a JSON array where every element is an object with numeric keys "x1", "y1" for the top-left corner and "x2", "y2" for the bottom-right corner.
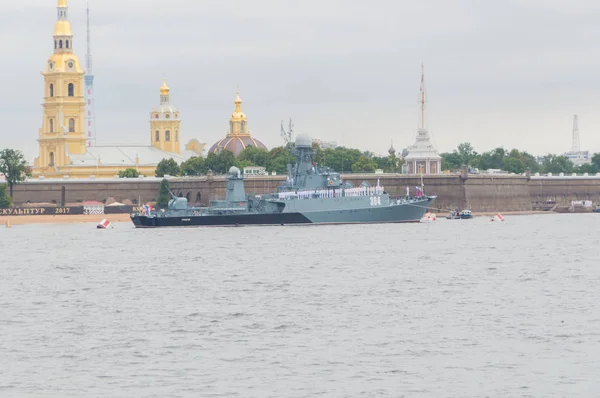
[
  {"x1": 2, "y1": 210, "x2": 560, "y2": 226},
  {"x1": 2, "y1": 213, "x2": 132, "y2": 226}
]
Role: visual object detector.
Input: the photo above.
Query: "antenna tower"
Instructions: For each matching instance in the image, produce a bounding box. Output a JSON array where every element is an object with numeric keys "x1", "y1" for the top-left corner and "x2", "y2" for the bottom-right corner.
[
  {"x1": 571, "y1": 114, "x2": 580, "y2": 153},
  {"x1": 419, "y1": 61, "x2": 426, "y2": 129},
  {"x1": 280, "y1": 118, "x2": 293, "y2": 145},
  {"x1": 85, "y1": 1, "x2": 96, "y2": 147}
]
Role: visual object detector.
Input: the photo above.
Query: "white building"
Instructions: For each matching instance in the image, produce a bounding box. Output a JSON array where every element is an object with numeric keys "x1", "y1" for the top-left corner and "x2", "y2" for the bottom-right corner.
[{"x1": 403, "y1": 63, "x2": 441, "y2": 174}]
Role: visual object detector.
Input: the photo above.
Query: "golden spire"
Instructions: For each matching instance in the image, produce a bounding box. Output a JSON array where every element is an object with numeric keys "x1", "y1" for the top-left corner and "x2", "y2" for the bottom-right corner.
[
  {"x1": 420, "y1": 61, "x2": 426, "y2": 129},
  {"x1": 160, "y1": 78, "x2": 170, "y2": 95},
  {"x1": 234, "y1": 89, "x2": 242, "y2": 113},
  {"x1": 54, "y1": 0, "x2": 72, "y2": 37}
]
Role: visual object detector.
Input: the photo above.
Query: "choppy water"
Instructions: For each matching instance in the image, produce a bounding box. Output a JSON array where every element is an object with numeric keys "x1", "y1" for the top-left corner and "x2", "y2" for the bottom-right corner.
[{"x1": 1, "y1": 214, "x2": 600, "y2": 397}]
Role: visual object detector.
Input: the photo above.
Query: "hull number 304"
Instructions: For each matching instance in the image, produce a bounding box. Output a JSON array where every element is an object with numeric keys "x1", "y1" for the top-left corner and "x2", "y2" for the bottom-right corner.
[{"x1": 370, "y1": 196, "x2": 382, "y2": 206}]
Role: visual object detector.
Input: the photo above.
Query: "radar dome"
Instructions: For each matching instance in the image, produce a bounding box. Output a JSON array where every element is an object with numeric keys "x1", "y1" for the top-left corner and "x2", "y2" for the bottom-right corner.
[
  {"x1": 229, "y1": 166, "x2": 241, "y2": 176},
  {"x1": 295, "y1": 134, "x2": 312, "y2": 148}
]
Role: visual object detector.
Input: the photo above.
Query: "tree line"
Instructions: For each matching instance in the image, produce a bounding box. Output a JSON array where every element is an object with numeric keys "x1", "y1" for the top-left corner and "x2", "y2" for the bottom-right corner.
[
  {"x1": 121, "y1": 144, "x2": 403, "y2": 178},
  {"x1": 441, "y1": 142, "x2": 600, "y2": 175}
]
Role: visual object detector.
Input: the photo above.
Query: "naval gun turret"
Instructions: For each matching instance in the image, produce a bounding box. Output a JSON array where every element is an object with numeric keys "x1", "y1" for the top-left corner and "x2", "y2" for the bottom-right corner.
[{"x1": 167, "y1": 188, "x2": 188, "y2": 210}]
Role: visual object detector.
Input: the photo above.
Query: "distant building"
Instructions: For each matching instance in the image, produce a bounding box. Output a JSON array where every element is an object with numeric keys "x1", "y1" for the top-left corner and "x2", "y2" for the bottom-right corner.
[
  {"x1": 403, "y1": 63, "x2": 441, "y2": 174},
  {"x1": 312, "y1": 139, "x2": 338, "y2": 149},
  {"x1": 564, "y1": 151, "x2": 590, "y2": 166},
  {"x1": 208, "y1": 91, "x2": 268, "y2": 156},
  {"x1": 243, "y1": 166, "x2": 267, "y2": 176},
  {"x1": 563, "y1": 115, "x2": 591, "y2": 166}
]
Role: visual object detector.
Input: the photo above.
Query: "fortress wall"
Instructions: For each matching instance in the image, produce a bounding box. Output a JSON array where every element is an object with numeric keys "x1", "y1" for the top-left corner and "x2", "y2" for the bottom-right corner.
[
  {"x1": 528, "y1": 177, "x2": 600, "y2": 204},
  {"x1": 12, "y1": 174, "x2": 598, "y2": 212},
  {"x1": 463, "y1": 175, "x2": 532, "y2": 212}
]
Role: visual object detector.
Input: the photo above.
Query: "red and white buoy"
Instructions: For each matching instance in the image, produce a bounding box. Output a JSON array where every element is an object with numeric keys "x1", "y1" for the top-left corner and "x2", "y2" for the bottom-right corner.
[
  {"x1": 420, "y1": 212, "x2": 437, "y2": 223},
  {"x1": 97, "y1": 219, "x2": 112, "y2": 229},
  {"x1": 490, "y1": 213, "x2": 504, "y2": 222}
]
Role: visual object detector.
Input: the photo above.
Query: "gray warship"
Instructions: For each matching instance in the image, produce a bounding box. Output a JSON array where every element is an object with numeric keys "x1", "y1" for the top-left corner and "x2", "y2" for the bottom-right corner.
[{"x1": 130, "y1": 134, "x2": 437, "y2": 227}]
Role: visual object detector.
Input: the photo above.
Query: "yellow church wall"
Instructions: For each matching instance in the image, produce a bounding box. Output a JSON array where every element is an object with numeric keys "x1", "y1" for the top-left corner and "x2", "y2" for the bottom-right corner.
[
  {"x1": 150, "y1": 121, "x2": 181, "y2": 154},
  {"x1": 32, "y1": 164, "x2": 159, "y2": 179}
]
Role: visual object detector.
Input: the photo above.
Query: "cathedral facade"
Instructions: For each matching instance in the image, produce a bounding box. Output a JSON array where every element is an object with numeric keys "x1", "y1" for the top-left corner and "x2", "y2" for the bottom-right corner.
[{"x1": 32, "y1": 0, "x2": 205, "y2": 179}]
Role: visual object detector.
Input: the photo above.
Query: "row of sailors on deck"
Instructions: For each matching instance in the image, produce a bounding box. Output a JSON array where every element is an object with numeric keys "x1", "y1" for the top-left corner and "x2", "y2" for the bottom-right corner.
[{"x1": 277, "y1": 186, "x2": 384, "y2": 200}]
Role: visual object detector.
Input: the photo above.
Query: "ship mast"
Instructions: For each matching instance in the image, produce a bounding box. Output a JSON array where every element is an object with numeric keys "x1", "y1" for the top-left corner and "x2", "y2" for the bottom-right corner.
[{"x1": 420, "y1": 61, "x2": 426, "y2": 129}]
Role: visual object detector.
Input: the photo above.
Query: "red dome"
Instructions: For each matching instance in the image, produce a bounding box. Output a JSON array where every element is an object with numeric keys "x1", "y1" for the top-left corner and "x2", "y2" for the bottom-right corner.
[{"x1": 208, "y1": 134, "x2": 267, "y2": 156}]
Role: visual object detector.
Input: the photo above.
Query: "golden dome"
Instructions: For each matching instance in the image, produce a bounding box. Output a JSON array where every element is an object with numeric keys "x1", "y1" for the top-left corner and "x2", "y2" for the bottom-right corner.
[
  {"x1": 58, "y1": 0, "x2": 68, "y2": 7},
  {"x1": 160, "y1": 78, "x2": 170, "y2": 95},
  {"x1": 54, "y1": 20, "x2": 72, "y2": 36}
]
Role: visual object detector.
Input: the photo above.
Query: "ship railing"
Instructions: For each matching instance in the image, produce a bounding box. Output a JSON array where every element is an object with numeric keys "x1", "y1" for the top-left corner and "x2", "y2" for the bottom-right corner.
[{"x1": 276, "y1": 186, "x2": 385, "y2": 200}]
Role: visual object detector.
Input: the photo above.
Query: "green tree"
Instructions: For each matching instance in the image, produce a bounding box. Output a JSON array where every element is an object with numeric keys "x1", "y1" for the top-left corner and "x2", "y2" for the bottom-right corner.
[
  {"x1": 541, "y1": 155, "x2": 574, "y2": 174},
  {"x1": 455, "y1": 142, "x2": 478, "y2": 167},
  {"x1": 266, "y1": 146, "x2": 296, "y2": 174},
  {"x1": 321, "y1": 147, "x2": 362, "y2": 172},
  {"x1": 237, "y1": 146, "x2": 269, "y2": 167},
  {"x1": 0, "y1": 184, "x2": 11, "y2": 208},
  {"x1": 118, "y1": 168, "x2": 140, "y2": 178},
  {"x1": 180, "y1": 156, "x2": 207, "y2": 176},
  {"x1": 575, "y1": 163, "x2": 597, "y2": 174},
  {"x1": 590, "y1": 153, "x2": 600, "y2": 172},
  {"x1": 440, "y1": 152, "x2": 462, "y2": 171},
  {"x1": 351, "y1": 155, "x2": 377, "y2": 173},
  {"x1": 156, "y1": 178, "x2": 172, "y2": 208},
  {"x1": 155, "y1": 158, "x2": 181, "y2": 177},
  {"x1": 0, "y1": 148, "x2": 30, "y2": 197},
  {"x1": 205, "y1": 150, "x2": 236, "y2": 174}
]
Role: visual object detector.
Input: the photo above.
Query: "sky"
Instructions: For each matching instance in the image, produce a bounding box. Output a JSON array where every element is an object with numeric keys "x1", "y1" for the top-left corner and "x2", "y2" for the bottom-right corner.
[{"x1": 3, "y1": 0, "x2": 600, "y2": 162}]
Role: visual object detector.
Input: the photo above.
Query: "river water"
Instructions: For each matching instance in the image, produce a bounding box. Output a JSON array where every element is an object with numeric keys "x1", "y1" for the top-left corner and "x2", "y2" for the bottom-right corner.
[{"x1": 1, "y1": 214, "x2": 599, "y2": 397}]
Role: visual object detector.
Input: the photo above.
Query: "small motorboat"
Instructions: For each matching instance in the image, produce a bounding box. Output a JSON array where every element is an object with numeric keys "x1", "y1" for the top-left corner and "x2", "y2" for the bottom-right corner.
[
  {"x1": 459, "y1": 210, "x2": 473, "y2": 219},
  {"x1": 446, "y1": 209, "x2": 472, "y2": 219}
]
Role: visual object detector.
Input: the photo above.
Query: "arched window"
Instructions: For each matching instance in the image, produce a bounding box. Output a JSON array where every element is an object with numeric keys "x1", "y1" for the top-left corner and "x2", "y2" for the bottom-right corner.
[
  {"x1": 68, "y1": 83, "x2": 74, "y2": 97},
  {"x1": 186, "y1": 192, "x2": 191, "y2": 202},
  {"x1": 175, "y1": 131, "x2": 179, "y2": 142},
  {"x1": 49, "y1": 152, "x2": 55, "y2": 166},
  {"x1": 49, "y1": 119, "x2": 54, "y2": 132},
  {"x1": 66, "y1": 40, "x2": 69, "y2": 49},
  {"x1": 54, "y1": 40, "x2": 57, "y2": 49},
  {"x1": 68, "y1": 118, "x2": 75, "y2": 132},
  {"x1": 196, "y1": 192, "x2": 201, "y2": 203},
  {"x1": 165, "y1": 130, "x2": 171, "y2": 141},
  {"x1": 59, "y1": 40, "x2": 63, "y2": 49},
  {"x1": 49, "y1": 84, "x2": 54, "y2": 97},
  {"x1": 241, "y1": 121, "x2": 246, "y2": 133},
  {"x1": 155, "y1": 131, "x2": 160, "y2": 141}
]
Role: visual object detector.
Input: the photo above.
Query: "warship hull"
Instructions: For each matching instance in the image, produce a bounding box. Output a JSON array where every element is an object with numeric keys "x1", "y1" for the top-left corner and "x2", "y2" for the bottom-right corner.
[{"x1": 130, "y1": 198, "x2": 435, "y2": 228}]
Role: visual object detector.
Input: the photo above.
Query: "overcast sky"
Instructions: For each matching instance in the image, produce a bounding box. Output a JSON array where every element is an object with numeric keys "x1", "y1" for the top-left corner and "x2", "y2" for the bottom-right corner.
[{"x1": 3, "y1": 0, "x2": 600, "y2": 161}]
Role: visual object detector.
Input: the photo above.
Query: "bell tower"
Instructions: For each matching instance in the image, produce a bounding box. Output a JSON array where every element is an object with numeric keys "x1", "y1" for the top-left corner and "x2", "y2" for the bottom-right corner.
[
  {"x1": 150, "y1": 79, "x2": 181, "y2": 154},
  {"x1": 33, "y1": 0, "x2": 86, "y2": 176}
]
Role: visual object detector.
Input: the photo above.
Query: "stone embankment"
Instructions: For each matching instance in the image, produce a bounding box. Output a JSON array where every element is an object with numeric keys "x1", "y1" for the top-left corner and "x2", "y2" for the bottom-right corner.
[{"x1": 8, "y1": 171, "x2": 600, "y2": 213}]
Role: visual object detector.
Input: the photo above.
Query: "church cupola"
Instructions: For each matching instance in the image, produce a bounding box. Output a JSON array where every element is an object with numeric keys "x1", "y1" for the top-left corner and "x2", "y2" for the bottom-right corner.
[{"x1": 160, "y1": 78, "x2": 170, "y2": 105}]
